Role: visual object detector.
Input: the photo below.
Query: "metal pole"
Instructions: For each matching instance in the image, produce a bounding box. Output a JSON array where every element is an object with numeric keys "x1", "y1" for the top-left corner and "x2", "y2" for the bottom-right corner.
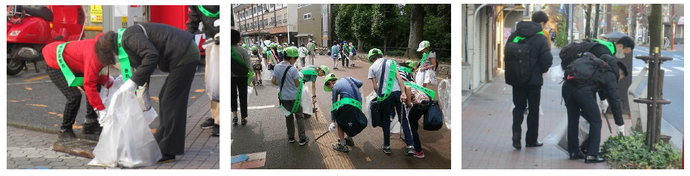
[
  {"x1": 671, "y1": 5, "x2": 675, "y2": 50},
  {"x1": 568, "y1": 4, "x2": 573, "y2": 43}
]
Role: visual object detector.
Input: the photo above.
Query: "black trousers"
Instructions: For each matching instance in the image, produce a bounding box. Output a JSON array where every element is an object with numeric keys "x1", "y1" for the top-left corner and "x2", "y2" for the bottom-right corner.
[
  {"x1": 408, "y1": 105, "x2": 425, "y2": 152},
  {"x1": 341, "y1": 54, "x2": 349, "y2": 67},
  {"x1": 154, "y1": 63, "x2": 197, "y2": 155},
  {"x1": 47, "y1": 68, "x2": 99, "y2": 129},
  {"x1": 511, "y1": 85, "x2": 541, "y2": 144},
  {"x1": 231, "y1": 76, "x2": 248, "y2": 118},
  {"x1": 565, "y1": 89, "x2": 602, "y2": 156}
]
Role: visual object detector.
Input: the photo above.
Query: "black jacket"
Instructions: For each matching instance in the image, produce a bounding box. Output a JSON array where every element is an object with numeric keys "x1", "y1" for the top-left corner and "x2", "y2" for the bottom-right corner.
[
  {"x1": 120, "y1": 22, "x2": 195, "y2": 86},
  {"x1": 186, "y1": 5, "x2": 219, "y2": 39},
  {"x1": 562, "y1": 59, "x2": 624, "y2": 126},
  {"x1": 506, "y1": 21, "x2": 553, "y2": 86}
]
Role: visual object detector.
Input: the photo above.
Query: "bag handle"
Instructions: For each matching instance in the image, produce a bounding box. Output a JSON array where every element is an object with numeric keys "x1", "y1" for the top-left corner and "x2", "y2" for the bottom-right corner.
[{"x1": 278, "y1": 65, "x2": 292, "y2": 103}]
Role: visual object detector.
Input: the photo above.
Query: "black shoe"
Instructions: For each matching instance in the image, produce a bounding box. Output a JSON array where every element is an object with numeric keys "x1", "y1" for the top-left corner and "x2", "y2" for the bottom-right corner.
[
  {"x1": 211, "y1": 125, "x2": 219, "y2": 137},
  {"x1": 569, "y1": 152, "x2": 586, "y2": 160},
  {"x1": 157, "y1": 154, "x2": 176, "y2": 164},
  {"x1": 585, "y1": 155, "x2": 606, "y2": 163},
  {"x1": 82, "y1": 122, "x2": 102, "y2": 135},
  {"x1": 299, "y1": 136, "x2": 309, "y2": 146},
  {"x1": 232, "y1": 116, "x2": 238, "y2": 125},
  {"x1": 304, "y1": 114, "x2": 312, "y2": 118},
  {"x1": 59, "y1": 128, "x2": 77, "y2": 138},
  {"x1": 241, "y1": 118, "x2": 248, "y2": 126},
  {"x1": 345, "y1": 137, "x2": 355, "y2": 146},
  {"x1": 200, "y1": 117, "x2": 215, "y2": 129},
  {"x1": 512, "y1": 133, "x2": 521, "y2": 150},
  {"x1": 526, "y1": 141, "x2": 544, "y2": 147}
]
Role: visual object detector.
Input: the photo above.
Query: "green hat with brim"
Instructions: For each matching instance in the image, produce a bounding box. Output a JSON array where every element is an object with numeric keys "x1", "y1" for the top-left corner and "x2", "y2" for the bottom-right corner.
[
  {"x1": 270, "y1": 43, "x2": 277, "y2": 48},
  {"x1": 323, "y1": 73, "x2": 338, "y2": 92},
  {"x1": 284, "y1": 46, "x2": 299, "y2": 58},
  {"x1": 417, "y1": 40, "x2": 430, "y2": 52},
  {"x1": 368, "y1": 48, "x2": 383, "y2": 60},
  {"x1": 319, "y1": 65, "x2": 330, "y2": 76}
]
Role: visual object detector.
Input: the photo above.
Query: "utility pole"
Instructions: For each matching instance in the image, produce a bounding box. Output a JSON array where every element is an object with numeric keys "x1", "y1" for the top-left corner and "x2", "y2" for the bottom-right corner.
[
  {"x1": 671, "y1": 4, "x2": 675, "y2": 50},
  {"x1": 606, "y1": 4, "x2": 612, "y2": 34},
  {"x1": 585, "y1": 4, "x2": 592, "y2": 39},
  {"x1": 594, "y1": 4, "x2": 600, "y2": 38},
  {"x1": 568, "y1": 4, "x2": 573, "y2": 43}
]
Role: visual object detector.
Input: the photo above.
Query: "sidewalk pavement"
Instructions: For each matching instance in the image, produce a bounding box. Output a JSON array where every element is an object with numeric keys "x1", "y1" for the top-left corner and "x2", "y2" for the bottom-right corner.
[
  {"x1": 7, "y1": 93, "x2": 219, "y2": 169},
  {"x1": 461, "y1": 69, "x2": 633, "y2": 169}
]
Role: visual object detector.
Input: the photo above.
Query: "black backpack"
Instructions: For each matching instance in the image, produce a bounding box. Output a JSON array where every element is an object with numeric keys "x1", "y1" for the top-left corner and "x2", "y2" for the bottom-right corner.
[
  {"x1": 564, "y1": 52, "x2": 608, "y2": 86},
  {"x1": 231, "y1": 50, "x2": 249, "y2": 76},
  {"x1": 504, "y1": 35, "x2": 538, "y2": 87},
  {"x1": 559, "y1": 39, "x2": 602, "y2": 70}
]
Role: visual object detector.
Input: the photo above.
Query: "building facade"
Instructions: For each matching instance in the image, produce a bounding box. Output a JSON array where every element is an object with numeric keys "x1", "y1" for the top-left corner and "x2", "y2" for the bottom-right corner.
[
  {"x1": 233, "y1": 4, "x2": 298, "y2": 46},
  {"x1": 295, "y1": 4, "x2": 331, "y2": 47}
]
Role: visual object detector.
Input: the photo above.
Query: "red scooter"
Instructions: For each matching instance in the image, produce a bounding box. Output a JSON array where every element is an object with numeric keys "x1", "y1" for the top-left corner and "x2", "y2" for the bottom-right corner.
[{"x1": 7, "y1": 5, "x2": 85, "y2": 75}]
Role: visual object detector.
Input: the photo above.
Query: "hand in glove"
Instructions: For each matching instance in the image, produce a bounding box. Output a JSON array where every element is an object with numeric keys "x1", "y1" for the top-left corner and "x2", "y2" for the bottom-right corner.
[
  {"x1": 121, "y1": 79, "x2": 137, "y2": 92},
  {"x1": 328, "y1": 123, "x2": 336, "y2": 132},
  {"x1": 617, "y1": 125, "x2": 626, "y2": 135},
  {"x1": 97, "y1": 110, "x2": 107, "y2": 127},
  {"x1": 600, "y1": 100, "x2": 609, "y2": 111}
]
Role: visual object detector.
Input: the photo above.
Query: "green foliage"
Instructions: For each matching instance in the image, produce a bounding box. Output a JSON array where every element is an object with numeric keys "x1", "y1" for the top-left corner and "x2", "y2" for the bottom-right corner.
[
  {"x1": 371, "y1": 4, "x2": 399, "y2": 40},
  {"x1": 386, "y1": 50, "x2": 406, "y2": 56},
  {"x1": 335, "y1": 4, "x2": 355, "y2": 42},
  {"x1": 601, "y1": 130, "x2": 682, "y2": 169},
  {"x1": 555, "y1": 14, "x2": 569, "y2": 48},
  {"x1": 352, "y1": 5, "x2": 373, "y2": 45}
]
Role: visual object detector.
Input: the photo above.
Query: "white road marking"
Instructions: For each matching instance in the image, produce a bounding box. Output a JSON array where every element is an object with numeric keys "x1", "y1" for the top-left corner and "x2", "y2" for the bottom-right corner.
[{"x1": 672, "y1": 67, "x2": 684, "y2": 72}]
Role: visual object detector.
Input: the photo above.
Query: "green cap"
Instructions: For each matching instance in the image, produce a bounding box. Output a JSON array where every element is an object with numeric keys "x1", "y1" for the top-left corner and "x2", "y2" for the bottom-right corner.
[
  {"x1": 323, "y1": 73, "x2": 338, "y2": 92},
  {"x1": 417, "y1": 40, "x2": 430, "y2": 52},
  {"x1": 270, "y1": 43, "x2": 277, "y2": 48},
  {"x1": 284, "y1": 46, "x2": 299, "y2": 58},
  {"x1": 242, "y1": 44, "x2": 248, "y2": 48},
  {"x1": 277, "y1": 45, "x2": 283, "y2": 49},
  {"x1": 406, "y1": 60, "x2": 418, "y2": 68},
  {"x1": 319, "y1": 65, "x2": 330, "y2": 76},
  {"x1": 368, "y1": 48, "x2": 383, "y2": 60}
]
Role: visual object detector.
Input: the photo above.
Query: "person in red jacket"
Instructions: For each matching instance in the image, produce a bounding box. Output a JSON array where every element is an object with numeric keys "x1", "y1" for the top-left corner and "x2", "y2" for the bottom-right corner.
[{"x1": 42, "y1": 33, "x2": 114, "y2": 138}]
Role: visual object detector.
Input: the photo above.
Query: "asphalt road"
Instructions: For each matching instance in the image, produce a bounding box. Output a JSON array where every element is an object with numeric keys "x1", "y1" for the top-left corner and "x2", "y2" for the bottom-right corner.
[
  {"x1": 6, "y1": 61, "x2": 209, "y2": 135},
  {"x1": 231, "y1": 54, "x2": 452, "y2": 169}
]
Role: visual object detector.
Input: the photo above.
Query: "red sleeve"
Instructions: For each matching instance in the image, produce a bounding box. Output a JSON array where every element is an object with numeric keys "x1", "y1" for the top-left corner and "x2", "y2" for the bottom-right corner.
[
  {"x1": 42, "y1": 41, "x2": 64, "y2": 70},
  {"x1": 83, "y1": 45, "x2": 106, "y2": 110}
]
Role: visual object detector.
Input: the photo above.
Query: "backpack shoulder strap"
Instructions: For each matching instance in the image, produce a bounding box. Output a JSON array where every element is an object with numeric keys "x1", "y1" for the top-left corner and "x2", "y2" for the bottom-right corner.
[
  {"x1": 377, "y1": 60, "x2": 387, "y2": 97},
  {"x1": 278, "y1": 65, "x2": 292, "y2": 102},
  {"x1": 345, "y1": 78, "x2": 361, "y2": 100}
]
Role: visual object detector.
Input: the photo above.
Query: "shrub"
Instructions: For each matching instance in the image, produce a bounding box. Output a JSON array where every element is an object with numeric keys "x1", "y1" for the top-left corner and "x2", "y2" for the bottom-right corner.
[{"x1": 601, "y1": 129, "x2": 682, "y2": 169}]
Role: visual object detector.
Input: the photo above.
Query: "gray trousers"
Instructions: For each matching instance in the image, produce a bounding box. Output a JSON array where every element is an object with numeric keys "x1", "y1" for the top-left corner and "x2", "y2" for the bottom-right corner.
[{"x1": 281, "y1": 100, "x2": 306, "y2": 140}]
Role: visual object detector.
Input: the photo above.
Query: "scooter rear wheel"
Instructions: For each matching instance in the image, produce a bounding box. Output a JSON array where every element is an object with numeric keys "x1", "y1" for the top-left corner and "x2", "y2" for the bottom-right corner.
[{"x1": 7, "y1": 58, "x2": 25, "y2": 75}]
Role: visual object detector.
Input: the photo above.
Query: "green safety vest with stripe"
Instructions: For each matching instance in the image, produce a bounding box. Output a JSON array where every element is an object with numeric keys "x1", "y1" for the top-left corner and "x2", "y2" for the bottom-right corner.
[
  {"x1": 279, "y1": 77, "x2": 303, "y2": 114},
  {"x1": 117, "y1": 28, "x2": 135, "y2": 82},
  {"x1": 231, "y1": 49, "x2": 255, "y2": 85},
  {"x1": 592, "y1": 39, "x2": 616, "y2": 55},
  {"x1": 377, "y1": 60, "x2": 397, "y2": 102},
  {"x1": 512, "y1": 31, "x2": 544, "y2": 43},
  {"x1": 398, "y1": 66, "x2": 413, "y2": 75},
  {"x1": 197, "y1": 5, "x2": 219, "y2": 18},
  {"x1": 331, "y1": 78, "x2": 362, "y2": 111},
  {"x1": 418, "y1": 51, "x2": 430, "y2": 70},
  {"x1": 56, "y1": 42, "x2": 85, "y2": 87},
  {"x1": 404, "y1": 82, "x2": 436, "y2": 100}
]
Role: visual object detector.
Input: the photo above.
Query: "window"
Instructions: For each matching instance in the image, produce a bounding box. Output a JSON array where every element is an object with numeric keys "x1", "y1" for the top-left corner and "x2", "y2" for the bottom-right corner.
[
  {"x1": 284, "y1": 13, "x2": 287, "y2": 23},
  {"x1": 299, "y1": 4, "x2": 309, "y2": 8},
  {"x1": 277, "y1": 15, "x2": 282, "y2": 24},
  {"x1": 303, "y1": 13, "x2": 312, "y2": 20}
]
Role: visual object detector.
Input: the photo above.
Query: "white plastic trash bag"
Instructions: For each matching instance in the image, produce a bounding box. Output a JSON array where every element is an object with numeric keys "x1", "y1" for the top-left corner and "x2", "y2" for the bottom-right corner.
[
  {"x1": 390, "y1": 113, "x2": 401, "y2": 134},
  {"x1": 301, "y1": 86, "x2": 313, "y2": 115},
  {"x1": 204, "y1": 42, "x2": 220, "y2": 101},
  {"x1": 89, "y1": 80, "x2": 162, "y2": 168},
  {"x1": 543, "y1": 113, "x2": 590, "y2": 154},
  {"x1": 363, "y1": 91, "x2": 377, "y2": 126},
  {"x1": 438, "y1": 79, "x2": 451, "y2": 129},
  {"x1": 415, "y1": 70, "x2": 438, "y2": 86},
  {"x1": 549, "y1": 65, "x2": 564, "y2": 82}
]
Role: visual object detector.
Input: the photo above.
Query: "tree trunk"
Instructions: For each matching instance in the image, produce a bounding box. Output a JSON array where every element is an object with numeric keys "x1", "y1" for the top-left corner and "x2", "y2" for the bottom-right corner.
[
  {"x1": 405, "y1": 4, "x2": 425, "y2": 58},
  {"x1": 357, "y1": 39, "x2": 362, "y2": 55},
  {"x1": 594, "y1": 4, "x2": 600, "y2": 38},
  {"x1": 383, "y1": 37, "x2": 387, "y2": 55},
  {"x1": 585, "y1": 4, "x2": 592, "y2": 39},
  {"x1": 606, "y1": 4, "x2": 612, "y2": 34}
]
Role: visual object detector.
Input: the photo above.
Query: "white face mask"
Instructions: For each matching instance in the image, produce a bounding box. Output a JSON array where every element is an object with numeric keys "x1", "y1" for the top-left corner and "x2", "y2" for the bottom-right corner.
[{"x1": 615, "y1": 49, "x2": 626, "y2": 59}]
